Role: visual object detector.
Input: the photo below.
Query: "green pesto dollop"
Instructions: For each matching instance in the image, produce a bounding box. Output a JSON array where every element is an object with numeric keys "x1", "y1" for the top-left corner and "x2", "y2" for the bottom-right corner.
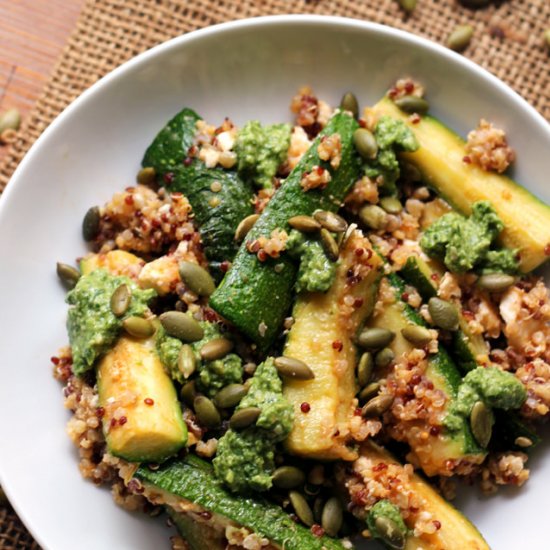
[
  {"x1": 421, "y1": 201, "x2": 519, "y2": 274},
  {"x1": 155, "y1": 321, "x2": 243, "y2": 393},
  {"x1": 366, "y1": 500, "x2": 408, "y2": 543},
  {"x1": 213, "y1": 358, "x2": 294, "y2": 493},
  {"x1": 444, "y1": 366, "x2": 526, "y2": 436},
  {"x1": 286, "y1": 229, "x2": 337, "y2": 293},
  {"x1": 363, "y1": 115, "x2": 419, "y2": 195},
  {"x1": 235, "y1": 121, "x2": 291, "y2": 189},
  {"x1": 66, "y1": 269, "x2": 156, "y2": 376}
]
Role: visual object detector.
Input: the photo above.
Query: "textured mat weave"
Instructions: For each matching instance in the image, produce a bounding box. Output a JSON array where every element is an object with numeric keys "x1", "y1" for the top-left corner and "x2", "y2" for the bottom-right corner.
[{"x1": 0, "y1": 0, "x2": 548, "y2": 546}]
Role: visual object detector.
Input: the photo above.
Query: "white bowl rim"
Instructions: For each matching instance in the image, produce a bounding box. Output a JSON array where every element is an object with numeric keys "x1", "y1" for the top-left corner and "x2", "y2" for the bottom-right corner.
[{"x1": 1, "y1": 13, "x2": 549, "y2": 547}]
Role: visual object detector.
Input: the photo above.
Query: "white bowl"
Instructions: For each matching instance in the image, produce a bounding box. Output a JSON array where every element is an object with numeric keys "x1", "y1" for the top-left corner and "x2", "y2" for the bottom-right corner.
[{"x1": 1, "y1": 15, "x2": 549, "y2": 550}]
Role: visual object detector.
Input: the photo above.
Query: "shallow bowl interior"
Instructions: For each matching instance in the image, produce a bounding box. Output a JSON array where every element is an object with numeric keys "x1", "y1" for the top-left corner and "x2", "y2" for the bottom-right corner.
[{"x1": 0, "y1": 15, "x2": 549, "y2": 550}]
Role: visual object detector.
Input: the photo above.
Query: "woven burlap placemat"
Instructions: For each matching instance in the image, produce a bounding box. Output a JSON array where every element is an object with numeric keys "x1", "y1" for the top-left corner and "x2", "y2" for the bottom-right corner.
[{"x1": 0, "y1": 0, "x2": 548, "y2": 547}]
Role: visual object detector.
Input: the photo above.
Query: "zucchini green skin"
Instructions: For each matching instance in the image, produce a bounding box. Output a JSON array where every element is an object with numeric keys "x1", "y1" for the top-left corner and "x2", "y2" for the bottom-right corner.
[
  {"x1": 136, "y1": 455, "x2": 352, "y2": 550},
  {"x1": 210, "y1": 112, "x2": 361, "y2": 350},
  {"x1": 166, "y1": 506, "x2": 225, "y2": 550},
  {"x1": 400, "y1": 256, "x2": 438, "y2": 300},
  {"x1": 492, "y1": 410, "x2": 541, "y2": 452},
  {"x1": 142, "y1": 108, "x2": 255, "y2": 280}
]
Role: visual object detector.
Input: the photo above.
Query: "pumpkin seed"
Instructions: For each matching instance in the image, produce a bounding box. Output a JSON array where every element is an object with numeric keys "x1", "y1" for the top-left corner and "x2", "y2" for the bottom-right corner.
[
  {"x1": 514, "y1": 436, "x2": 533, "y2": 448},
  {"x1": 194, "y1": 396, "x2": 221, "y2": 428},
  {"x1": 180, "y1": 381, "x2": 197, "y2": 407},
  {"x1": 477, "y1": 273, "x2": 515, "y2": 292},
  {"x1": 394, "y1": 95, "x2": 429, "y2": 115},
  {"x1": 110, "y1": 284, "x2": 131, "y2": 317},
  {"x1": 308, "y1": 464, "x2": 325, "y2": 485},
  {"x1": 313, "y1": 210, "x2": 348, "y2": 233},
  {"x1": 0, "y1": 108, "x2": 21, "y2": 134},
  {"x1": 122, "y1": 316, "x2": 155, "y2": 338},
  {"x1": 272, "y1": 466, "x2": 306, "y2": 489},
  {"x1": 178, "y1": 261, "x2": 215, "y2": 297},
  {"x1": 447, "y1": 25, "x2": 474, "y2": 52},
  {"x1": 177, "y1": 344, "x2": 196, "y2": 379},
  {"x1": 235, "y1": 214, "x2": 260, "y2": 242},
  {"x1": 401, "y1": 325, "x2": 432, "y2": 347},
  {"x1": 470, "y1": 400, "x2": 493, "y2": 448},
  {"x1": 357, "y1": 327, "x2": 395, "y2": 350},
  {"x1": 321, "y1": 497, "x2": 343, "y2": 537},
  {"x1": 82, "y1": 206, "x2": 101, "y2": 241},
  {"x1": 358, "y1": 204, "x2": 387, "y2": 230},
  {"x1": 214, "y1": 383, "x2": 248, "y2": 409},
  {"x1": 358, "y1": 382, "x2": 381, "y2": 403},
  {"x1": 379, "y1": 196, "x2": 403, "y2": 214},
  {"x1": 136, "y1": 166, "x2": 156, "y2": 185},
  {"x1": 313, "y1": 497, "x2": 325, "y2": 524},
  {"x1": 159, "y1": 311, "x2": 204, "y2": 342},
  {"x1": 375, "y1": 516, "x2": 406, "y2": 550},
  {"x1": 428, "y1": 297, "x2": 459, "y2": 331},
  {"x1": 289, "y1": 491, "x2": 314, "y2": 527},
  {"x1": 200, "y1": 337, "x2": 233, "y2": 360},
  {"x1": 375, "y1": 347, "x2": 395, "y2": 368},
  {"x1": 229, "y1": 407, "x2": 261, "y2": 429},
  {"x1": 56, "y1": 262, "x2": 81, "y2": 288},
  {"x1": 340, "y1": 92, "x2": 359, "y2": 119},
  {"x1": 274, "y1": 356, "x2": 315, "y2": 380},
  {"x1": 288, "y1": 215, "x2": 321, "y2": 233},
  {"x1": 353, "y1": 128, "x2": 378, "y2": 160},
  {"x1": 320, "y1": 228, "x2": 339, "y2": 261},
  {"x1": 397, "y1": 0, "x2": 416, "y2": 14},
  {"x1": 357, "y1": 352, "x2": 374, "y2": 387},
  {"x1": 362, "y1": 394, "x2": 394, "y2": 417}
]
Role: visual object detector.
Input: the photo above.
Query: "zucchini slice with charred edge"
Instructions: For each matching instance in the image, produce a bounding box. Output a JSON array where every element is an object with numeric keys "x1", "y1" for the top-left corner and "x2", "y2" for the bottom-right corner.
[
  {"x1": 283, "y1": 231, "x2": 383, "y2": 460},
  {"x1": 135, "y1": 455, "x2": 353, "y2": 550},
  {"x1": 373, "y1": 97, "x2": 550, "y2": 273}
]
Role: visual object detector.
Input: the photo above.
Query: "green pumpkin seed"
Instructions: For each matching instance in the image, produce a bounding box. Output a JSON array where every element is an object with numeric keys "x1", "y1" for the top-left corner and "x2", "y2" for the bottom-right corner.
[
  {"x1": 375, "y1": 347, "x2": 395, "y2": 368},
  {"x1": 56, "y1": 262, "x2": 81, "y2": 289},
  {"x1": 200, "y1": 337, "x2": 233, "y2": 361},
  {"x1": 353, "y1": 128, "x2": 378, "y2": 160},
  {"x1": 178, "y1": 261, "x2": 215, "y2": 297},
  {"x1": 514, "y1": 436, "x2": 533, "y2": 448},
  {"x1": 401, "y1": 325, "x2": 433, "y2": 347},
  {"x1": 0, "y1": 108, "x2": 21, "y2": 134},
  {"x1": 394, "y1": 95, "x2": 429, "y2": 115},
  {"x1": 180, "y1": 380, "x2": 197, "y2": 407},
  {"x1": 136, "y1": 166, "x2": 156, "y2": 185},
  {"x1": 379, "y1": 196, "x2": 403, "y2": 214},
  {"x1": 470, "y1": 400, "x2": 493, "y2": 448},
  {"x1": 289, "y1": 491, "x2": 314, "y2": 527},
  {"x1": 321, "y1": 497, "x2": 343, "y2": 537},
  {"x1": 477, "y1": 273, "x2": 515, "y2": 292},
  {"x1": 159, "y1": 311, "x2": 204, "y2": 342},
  {"x1": 308, "y1": 464, "x2": 325, "y2": 485},
  {"x1": 397, "y1": 0, "x2": 416, "y2": 13},
  {"x1": 375, "y1": 516, "x2": 406, "y2": 550},
  {"x1": 82, "y1": 206, "x2": 101, "y2": 241},
  {"x1": 362, "y1": 394, "x2": 394, "y2": 418},
  {"x1": 320, "y1": 228, "x2": 339, "y2": 261},
  {"x1": 110, "y1": 284, "x2": 131, "y2": 317},
  {"x1": 272, "y1": 466, "x2": 306, "y2": 489},
  {"x1": 428, "y1": 297, "x2": 459, "y2": 331},
  {"x1": 235, "y1": 214, "x2": 260, "y2": 242},
  {"x1": 194, "y1": 396, "x2": 221, "y2": 428},
  {"x1": 357, "y1": 327, "x2": 395, "y2": 350},
  {"x1": 229, "y1": 407, "x2": 262, "y2": 429},
  {"x1": 358, "y1": 382, "x2": 381, "y2": 403},
  {"x1": 313, "y1": 497, "x2": 325, "y2": 523},
  {"x1": 274, "y1": 356, "x2": 315, "y2": 380},
  {"x1": 288, "y1": 215, "x2": 321, "y2": 233},
  {"x1": 177, "y1": 344, "x2": 196, "y2": 379},
  {"x1": 357, "y1": 352, "x2": 374, "y2": 387},
  {"x1": 358, "y1": 204, "x2": 387, "y2": 230},
  {"x1": 313, "y1": 210, "x2": 348, "y2": 233},
  {"x1": 447, "y1": 25, "x2": 474, "y2": 52},
  {"x1": 340, "y1": 92, "x2": 359, "y2": 119},
  {"x1": 122, "y1": 316, "x2": 155, "y2": 338},
  {"x1": 214, "y1": 383, "x2": 248, "y2": 409}
]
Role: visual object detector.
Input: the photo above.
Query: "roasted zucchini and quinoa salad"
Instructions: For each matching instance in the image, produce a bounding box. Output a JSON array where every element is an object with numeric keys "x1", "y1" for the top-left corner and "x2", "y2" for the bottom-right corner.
[{"x1": 53, "y1": 79, "x2": 550, "y2": 550}]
